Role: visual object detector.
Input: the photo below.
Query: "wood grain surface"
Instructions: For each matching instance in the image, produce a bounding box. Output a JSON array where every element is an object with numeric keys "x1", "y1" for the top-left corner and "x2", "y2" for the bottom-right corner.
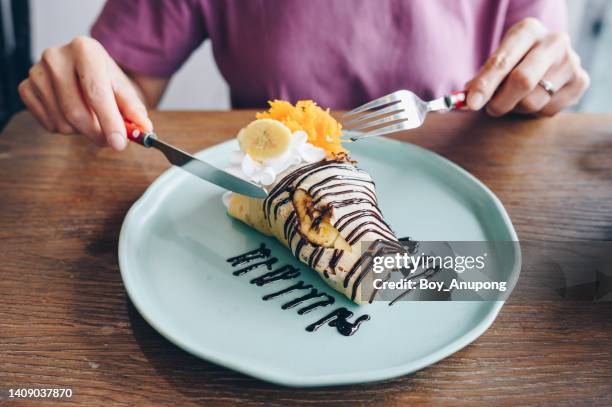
[{"x1": 1, "y1": 110, "x2": 611, "y2": 406}]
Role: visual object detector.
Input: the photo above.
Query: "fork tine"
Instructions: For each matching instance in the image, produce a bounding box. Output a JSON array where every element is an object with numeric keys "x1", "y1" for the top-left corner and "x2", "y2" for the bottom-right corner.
[
  {"x1": 349, "y1": 121, "x2": 413, "y2": 141},
  {"x1": 342, "y1": 91, "x2": 403, "y2": 117},
  {"x1": 343, "y1": 103, "x2": 404, "y2": 127},
  {"x1": 350, "y1": 112, "x2": 409, "y2": 132}
]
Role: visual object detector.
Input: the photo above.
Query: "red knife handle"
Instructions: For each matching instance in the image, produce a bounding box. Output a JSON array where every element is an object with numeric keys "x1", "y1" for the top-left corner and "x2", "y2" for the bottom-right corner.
[{"x1": 124, "y1": 119, "x2": 154, "y2": 147}]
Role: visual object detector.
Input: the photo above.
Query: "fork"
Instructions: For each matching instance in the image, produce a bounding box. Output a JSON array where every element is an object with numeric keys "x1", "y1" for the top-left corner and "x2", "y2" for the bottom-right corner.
[{"x1": 342, "y1": 90, "x2": 467, "y2": 141}]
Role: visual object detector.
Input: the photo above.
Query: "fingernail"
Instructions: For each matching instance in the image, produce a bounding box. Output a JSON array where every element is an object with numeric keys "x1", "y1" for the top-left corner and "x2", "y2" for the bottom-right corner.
[
  {"x1": 468, "y1": 91, "x2": 485, "y2": 110},
  {"x1": 109, "y1": 131, "x2": 128, "y2": 150}
]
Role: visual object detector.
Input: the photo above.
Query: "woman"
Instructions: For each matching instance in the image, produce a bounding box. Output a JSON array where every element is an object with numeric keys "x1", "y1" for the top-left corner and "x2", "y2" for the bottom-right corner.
[{"x1": 18, "y1": 0, "x2": 589, "y2": 151}]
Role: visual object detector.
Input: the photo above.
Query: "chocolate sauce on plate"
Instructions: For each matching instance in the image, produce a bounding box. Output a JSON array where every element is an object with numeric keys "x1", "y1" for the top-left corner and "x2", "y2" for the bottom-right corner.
[
  {"x1": 232, "y1": 257, "x2": 277, "y2": 276},
  {"x1": 281, "y1": 289, "x2": 335, "y2": 315},
  {"x1": 227, "y1": 244, "x2": 270, "y2": 267},
  {"x1": 305, "y1": 308, "x2": 370, "y2": 336},
  {"x1": 227, "y1": 244, "x2": 370, "y2": 336},
  {"x1": 250, "y1": 264, "x2": 300, "y2": 286},
  {"x1": 262, "y1": 281, "x2": 313, "y2": 300}
]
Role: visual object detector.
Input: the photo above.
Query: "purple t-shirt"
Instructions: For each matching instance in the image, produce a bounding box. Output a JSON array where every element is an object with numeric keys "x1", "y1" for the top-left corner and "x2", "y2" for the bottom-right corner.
[{"x1": 92, "y1": 0, "x2": 565, "y2": 109}]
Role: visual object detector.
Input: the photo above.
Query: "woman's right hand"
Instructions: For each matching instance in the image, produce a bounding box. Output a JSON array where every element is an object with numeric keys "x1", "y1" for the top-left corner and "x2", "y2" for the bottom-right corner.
[{"x1": 18, "y1": 36, "x2": 153, "y2": 150}]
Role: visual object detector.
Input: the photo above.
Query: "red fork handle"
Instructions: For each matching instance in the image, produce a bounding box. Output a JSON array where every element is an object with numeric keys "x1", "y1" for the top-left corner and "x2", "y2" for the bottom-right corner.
[
  {"x1": 447, "y1": 90, "x2": 467, "y2": 109},
  {"x1": 124, "y1": 119, "x2": 155, "y2": 147}
]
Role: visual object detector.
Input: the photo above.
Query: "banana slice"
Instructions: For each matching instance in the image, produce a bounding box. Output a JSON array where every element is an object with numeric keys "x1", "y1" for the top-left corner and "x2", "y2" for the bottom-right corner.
[
  {"x1": 292, "y1": 189, "x2": 351, "y2": 251},
  {"x1": 238, "y1": 119, "x2": 292, "y2": 161}
]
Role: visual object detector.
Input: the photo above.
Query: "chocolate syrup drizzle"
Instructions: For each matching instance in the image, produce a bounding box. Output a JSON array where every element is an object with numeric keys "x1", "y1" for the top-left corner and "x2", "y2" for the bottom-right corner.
[
  {"x1": 305, "y1": 308, "x2": 370, "y2": 336},
  {"x1": 233, "y1": 257, "x2": 277, "y2": 276},
  {"x1": 281, "y1": 289, "x2": 335, "y2": 315},
  {"x1": 250, "y1": 265, "x2": 301, "y2": 286},
  {"x1": 262, "y1": 281, "x2": 313, "y2": 300},
  {"x1": 226, "y1": 244, "x2": 368, "y2": 336},
  {"x1": 227, "y1": 244, "x2": 270, "y2": 267}
]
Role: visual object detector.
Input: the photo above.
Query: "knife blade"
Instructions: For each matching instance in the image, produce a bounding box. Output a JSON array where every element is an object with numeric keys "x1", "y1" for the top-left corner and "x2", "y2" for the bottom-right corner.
[{"x1": 124, "y1": 120, "x2": 267, "y2": 199}]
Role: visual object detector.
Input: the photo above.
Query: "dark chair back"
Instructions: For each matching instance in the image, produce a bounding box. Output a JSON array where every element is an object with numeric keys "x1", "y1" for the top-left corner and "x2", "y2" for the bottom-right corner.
[{"x1": 0, "y1": 0, "x2": 30, "y2": 131}]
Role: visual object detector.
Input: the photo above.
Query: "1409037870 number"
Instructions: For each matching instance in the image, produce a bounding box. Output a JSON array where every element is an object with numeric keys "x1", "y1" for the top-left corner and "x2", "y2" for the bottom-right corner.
[{"x1": 8, "y1": 388, "x2": 73, "y2": 399}]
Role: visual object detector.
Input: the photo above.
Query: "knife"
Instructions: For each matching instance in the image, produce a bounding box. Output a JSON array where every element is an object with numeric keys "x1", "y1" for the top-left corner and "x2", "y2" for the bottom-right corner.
[{"x1": 124, "y1": 120, "x2": 267, "y2": 199}]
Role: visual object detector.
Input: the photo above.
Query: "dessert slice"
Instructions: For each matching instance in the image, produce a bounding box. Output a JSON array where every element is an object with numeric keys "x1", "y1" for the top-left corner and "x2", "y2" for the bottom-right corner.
[{"x1": 226, "y1": 101, "x2": 401, "y2": 303}]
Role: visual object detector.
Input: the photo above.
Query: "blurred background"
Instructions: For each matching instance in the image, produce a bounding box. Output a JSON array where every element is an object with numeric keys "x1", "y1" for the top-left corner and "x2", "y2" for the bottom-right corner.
[{"x1": 1, "y1": 0, "x2": 611, "y2": 130}]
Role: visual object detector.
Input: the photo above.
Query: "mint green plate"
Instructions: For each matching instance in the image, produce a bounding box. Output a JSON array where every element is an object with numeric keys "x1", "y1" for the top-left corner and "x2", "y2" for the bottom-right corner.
[{"x1": 118, "y1": 137, "x2": 519, "y2": 387}]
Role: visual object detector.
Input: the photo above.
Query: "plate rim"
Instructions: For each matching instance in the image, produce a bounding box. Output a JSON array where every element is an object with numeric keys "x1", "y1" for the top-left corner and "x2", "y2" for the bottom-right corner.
[{"x1": 118, "y1": 136, "x2": 520, "y2": 387}]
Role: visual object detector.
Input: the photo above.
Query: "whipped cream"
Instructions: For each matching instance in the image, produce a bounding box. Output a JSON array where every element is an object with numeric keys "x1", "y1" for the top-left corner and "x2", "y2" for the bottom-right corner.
[{"x1": 227, "y1": 130, "x2": 325, "y2": 186}]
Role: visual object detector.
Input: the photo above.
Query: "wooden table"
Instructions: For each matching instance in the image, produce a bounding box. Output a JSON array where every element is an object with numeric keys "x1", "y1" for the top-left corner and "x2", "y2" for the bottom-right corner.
[{"x1": 1, "y1": 111, "x2": 611, "y2": 406}]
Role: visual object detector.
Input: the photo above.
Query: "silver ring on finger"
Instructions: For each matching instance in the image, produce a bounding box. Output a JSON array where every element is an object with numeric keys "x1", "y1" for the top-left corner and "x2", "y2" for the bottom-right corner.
[{"x1": 538, "y1": 79, "x2": 556, "y2": 96}]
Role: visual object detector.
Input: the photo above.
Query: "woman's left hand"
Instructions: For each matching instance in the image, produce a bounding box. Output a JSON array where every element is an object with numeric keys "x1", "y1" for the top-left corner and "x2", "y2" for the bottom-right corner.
[{"x1": 465, "y1": 17, "x2": 590, "y2": 117}]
